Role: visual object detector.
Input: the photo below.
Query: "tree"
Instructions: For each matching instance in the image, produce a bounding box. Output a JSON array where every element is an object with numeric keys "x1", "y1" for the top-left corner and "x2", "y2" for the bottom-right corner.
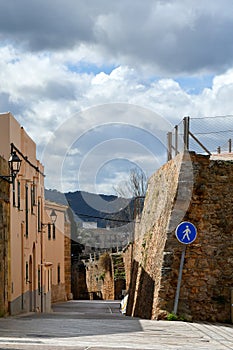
[{"x1": 114, "y1": 167, "x2": 148, "y2": 198}]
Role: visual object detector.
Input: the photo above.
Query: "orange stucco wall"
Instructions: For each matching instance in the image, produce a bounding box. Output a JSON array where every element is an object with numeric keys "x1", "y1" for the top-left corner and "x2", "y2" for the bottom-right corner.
[
  {"x1": 0, "y1": 113, "x2": 44, "y2": 314},
  {"x1": 0, "y1": 112, "x2": 71, "y2": 315}
]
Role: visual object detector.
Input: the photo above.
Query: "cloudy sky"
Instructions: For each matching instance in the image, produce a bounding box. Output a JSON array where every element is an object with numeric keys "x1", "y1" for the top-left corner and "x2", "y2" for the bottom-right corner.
[{"x1": 1, "y1": 0, "x2": 233, "y2": 194}]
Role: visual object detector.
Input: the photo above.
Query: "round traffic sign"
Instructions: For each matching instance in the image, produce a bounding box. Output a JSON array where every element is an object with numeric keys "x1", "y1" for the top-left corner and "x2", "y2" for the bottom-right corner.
[{"x1": 175, "y1": 221, "x2": 197, "y2": 244}]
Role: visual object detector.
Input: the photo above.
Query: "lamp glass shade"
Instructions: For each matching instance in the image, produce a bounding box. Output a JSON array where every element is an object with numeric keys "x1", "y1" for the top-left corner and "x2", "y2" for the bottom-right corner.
[
  {"x1": 8, "y1": 151, "x2": 21, "y2": 176},
  {"x1": 50, "y1": 209, "x2": 57, "y2": 224}
]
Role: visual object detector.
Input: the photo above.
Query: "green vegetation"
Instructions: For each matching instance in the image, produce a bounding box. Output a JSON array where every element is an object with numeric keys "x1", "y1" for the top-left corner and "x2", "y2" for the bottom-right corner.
[
  {"x1": 167, "y1": 313, "x2": 186, "y2": 321},
  {"x1": 99, "y1": 273, "x2": 105, "y2": 281},
  {"x1": 114, "y1": 269, "x2": 126, "y2": 281}
]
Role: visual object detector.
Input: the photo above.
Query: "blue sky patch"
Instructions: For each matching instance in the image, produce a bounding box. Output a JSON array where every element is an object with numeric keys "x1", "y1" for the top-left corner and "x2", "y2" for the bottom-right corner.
[
  {"x1": 67, "y1": 61, "x2": 117, "y2": 75},
  {"x1": 175, "y1": 75, "x2": 214, "y2": 95}
]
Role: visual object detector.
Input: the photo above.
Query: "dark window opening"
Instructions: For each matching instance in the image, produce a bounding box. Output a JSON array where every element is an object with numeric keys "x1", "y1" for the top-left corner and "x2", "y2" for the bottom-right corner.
[
  {"x1": 52, "y1": 224, "x2": 56, "y2": 240},
  {"x1": 25, "y1": 184, "x2": 28, "y2": 238},
  {"x1": 57, "y1": 264, "x2": 60, "y2": 284},
  {"x1": 48, "y1": 224, "x2": 51, "y2": 240}
]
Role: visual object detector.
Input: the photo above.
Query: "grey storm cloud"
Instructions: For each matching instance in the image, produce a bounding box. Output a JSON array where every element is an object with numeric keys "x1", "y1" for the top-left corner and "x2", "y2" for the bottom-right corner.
[{"x1": 1, "y1": 0, "x2": 233, "y2": 74}]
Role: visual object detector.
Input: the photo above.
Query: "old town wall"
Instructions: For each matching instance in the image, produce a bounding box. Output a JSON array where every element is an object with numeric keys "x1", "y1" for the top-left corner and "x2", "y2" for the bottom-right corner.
[
  {"x1": 74, "y1": 252, "x2": 126, "y2": 300},
  {"x1": 127, "y1": 152, "x2": 233, "y2": 322}
]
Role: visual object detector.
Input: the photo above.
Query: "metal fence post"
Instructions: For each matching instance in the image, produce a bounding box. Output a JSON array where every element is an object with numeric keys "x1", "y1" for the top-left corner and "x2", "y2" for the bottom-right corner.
[
  {"x1": 167, "y1": 132, "x2": 172, "y2": 161},
  {"x1": 175, "y1": 125, "x2": 178, "y2": 155},
  {"x1": 183, "y1": 116, "x2": 190, "y2": 151},
  {"x1": 229, "y1": 139, "x2": 232, "y2": 153}
]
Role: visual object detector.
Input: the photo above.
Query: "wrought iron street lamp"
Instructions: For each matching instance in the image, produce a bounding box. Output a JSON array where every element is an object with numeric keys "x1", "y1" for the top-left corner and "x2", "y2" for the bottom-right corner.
[
  {"x1": 41, "y1": 208, "x2": 57, "y2": 227},
  {"x1": 0, "y1": 151, "x2": 21, "y2": 184},
  {"x1": 49, "y1": 209, "x2": 57, "y2": 225}
]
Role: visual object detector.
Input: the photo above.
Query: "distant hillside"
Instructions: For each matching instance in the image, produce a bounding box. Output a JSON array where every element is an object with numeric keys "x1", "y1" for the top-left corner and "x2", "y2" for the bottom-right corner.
[
  {"x1": 45, "y1": 189, "x2": 68, "y2": 206},
  {"x1": 45, "y1": 189, "x2": 133, "y2": 228}
]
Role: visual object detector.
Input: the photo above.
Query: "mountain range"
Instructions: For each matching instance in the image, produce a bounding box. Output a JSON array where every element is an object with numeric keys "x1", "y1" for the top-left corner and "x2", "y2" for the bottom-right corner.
[{"x1": 45, "y1": 189, "x2": 133, "y2": 228}]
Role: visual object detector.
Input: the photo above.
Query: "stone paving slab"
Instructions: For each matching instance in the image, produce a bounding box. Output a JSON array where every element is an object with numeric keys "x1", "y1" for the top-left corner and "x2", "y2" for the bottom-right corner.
[
  {"x1": 0, "y1": 320, "x2": 232, "y2": 349},
  {"x1": 0, "y1": 301, "x2": 232, "y2": 349}
]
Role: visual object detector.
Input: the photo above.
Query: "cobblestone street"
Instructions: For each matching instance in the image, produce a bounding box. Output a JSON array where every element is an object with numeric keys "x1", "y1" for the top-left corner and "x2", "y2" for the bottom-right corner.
[{"x1": 0, "y1": 301, "x2": 232, "y2": 349}]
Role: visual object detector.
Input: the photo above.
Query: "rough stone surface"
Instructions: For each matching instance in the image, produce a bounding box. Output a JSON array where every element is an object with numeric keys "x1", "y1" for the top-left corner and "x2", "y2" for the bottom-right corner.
[
  {"x1": 73, "y1": 253, "x2": 126, "y2": 300},
  {"x1": 64, "y1": 222, "x2": 71, "y2": 297},
  {"x1": 127, "y1": 152, "x2": 233, "y2": 322},
  {"x1": 51, "y1": 283, "x2": 66, "y2": 303}
]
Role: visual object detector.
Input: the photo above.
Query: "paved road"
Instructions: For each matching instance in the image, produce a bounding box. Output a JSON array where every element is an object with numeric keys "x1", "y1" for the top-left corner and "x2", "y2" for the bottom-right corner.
[{"x1": 0, "y1": 300, "x2": 232, "y2": 349}]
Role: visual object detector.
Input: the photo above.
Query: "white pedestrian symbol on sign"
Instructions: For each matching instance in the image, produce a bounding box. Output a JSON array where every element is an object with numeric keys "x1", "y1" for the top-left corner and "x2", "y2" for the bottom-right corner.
[
  {"x1": 175, "y1": 221, "x2": 197, "y2": 245},
  {"x1": 182, "y1": 225, "x2": 191, "y2": 241}
]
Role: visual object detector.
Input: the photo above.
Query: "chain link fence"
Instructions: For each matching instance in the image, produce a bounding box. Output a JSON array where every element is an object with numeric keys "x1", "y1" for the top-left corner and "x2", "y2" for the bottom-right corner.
[{"x1": 167, "y1": 115, "x2": 233, "y2": 160}]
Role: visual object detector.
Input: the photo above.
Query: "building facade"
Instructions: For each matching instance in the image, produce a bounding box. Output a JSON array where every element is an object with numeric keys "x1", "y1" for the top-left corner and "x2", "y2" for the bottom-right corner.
[
  {"x1": 0, "y1": 156, "x2": 10, "y2": 316},
  {"x1": 44, "y1": 200, "x2": 71, "y2": 304},
  {"x1": 0, "y1": 112, "x2": 71, "y2": 315}
]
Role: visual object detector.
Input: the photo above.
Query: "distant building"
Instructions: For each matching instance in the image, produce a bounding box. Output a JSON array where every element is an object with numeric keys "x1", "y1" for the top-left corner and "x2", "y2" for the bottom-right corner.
[
  {"x1": 44, "y1": 200, "x2": 71, "y2": 304},
  {"x1": 82, "y1": 221, "x2": 97, "y2": 229}
]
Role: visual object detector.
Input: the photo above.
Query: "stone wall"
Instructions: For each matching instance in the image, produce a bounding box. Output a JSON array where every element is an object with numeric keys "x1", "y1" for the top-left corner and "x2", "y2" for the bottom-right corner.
[
  {"x1": 123, "y1": 243, "x2": 133, "y2": 292},
  {"x1": 85, "y1": 253, "x2": 115, "y2": 300},
  {"x1": 51, "y1": 283, "x2": 66, "y2": 303},
  {"x1": 127, "y1": 152, "x2": 233, "y2": 322},
  {"x1": 72, "y1": 261, "x2": 89, "y2": 299},
  {"x1": 72, "y1": 252, "x2": 126, "y2": 300},
  {"x1": 0, "y1": 156, "x2": 10, "y2": 316},
  {"x1": 64, "y1": 221, "x2": 72, "y2": 299}
]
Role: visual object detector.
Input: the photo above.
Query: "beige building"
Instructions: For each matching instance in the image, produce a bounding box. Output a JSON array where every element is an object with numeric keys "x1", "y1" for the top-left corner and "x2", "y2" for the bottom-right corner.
[
  {"x1": 43, "y1": 200, "x2": 71, "y2": 305},
  {"x1": 0, "y1": 112, "x2": 71, "y2": 315},
  {"x1": 0, "y1": 156, "x2": 10, "y2": 316}
]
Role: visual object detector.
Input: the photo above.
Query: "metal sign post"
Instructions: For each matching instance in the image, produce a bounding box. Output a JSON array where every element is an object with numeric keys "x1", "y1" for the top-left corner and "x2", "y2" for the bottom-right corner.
[
  {"x1": 173, "y1": 221, "x2": 197, "y2": 315},
  {"x1": 173, "y1": 245, "x2": 186, "y2": 315}
]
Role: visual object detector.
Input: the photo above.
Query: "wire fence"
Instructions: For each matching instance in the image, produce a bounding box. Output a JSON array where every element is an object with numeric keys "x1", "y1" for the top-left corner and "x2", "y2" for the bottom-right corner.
[{"x1": 167, "y1": 115, "x2": 233, "y2": 160}]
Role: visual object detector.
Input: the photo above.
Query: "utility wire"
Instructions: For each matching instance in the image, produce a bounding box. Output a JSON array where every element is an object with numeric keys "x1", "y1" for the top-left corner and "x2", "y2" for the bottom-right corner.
[
  {"x1": 75, "y1": 211, "x2": 134, "y2": 223},
  {"x1": 194, "y1": 129, "x2": 233, "y2": 135},
  {"x1": 192, "y1": 115, "x2": 233, "y2": 120}
]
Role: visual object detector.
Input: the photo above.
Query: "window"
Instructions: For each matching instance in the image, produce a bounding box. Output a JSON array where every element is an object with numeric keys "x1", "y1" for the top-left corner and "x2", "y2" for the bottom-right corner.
[
  {"x1": 26, "y1": 261, "x2": 29, "y2": 282},
  {"x1": 31, "y1": 183, "x2": 36, "y2": 213},
  {"x1": 17, "y1": 181, "x2": 21, "y2": 209},
  {"x1": 57, "y1": 264, "x2": 60, "y2": 284},
  {"x1": 33, "y1": 182, "x2": 36, "y2": 205},
  {"x1": 25, "y1": 184, "x2": 28, "y2": 238},
  {"x1": 38, "y1": 199, "x2": 41, "y2": 232},
  {"x1": 52, "y1": 224, "x2": 56, "y2": 240},
  {"x1": 38, "y1": 267, "x2": 41, "y2": 294},
  {"x1": 48, "y1": 269, "x2": 50, "y2": 291},
  {"x1": 48, "y1": 224, "x2": 51, "y2": 240}
]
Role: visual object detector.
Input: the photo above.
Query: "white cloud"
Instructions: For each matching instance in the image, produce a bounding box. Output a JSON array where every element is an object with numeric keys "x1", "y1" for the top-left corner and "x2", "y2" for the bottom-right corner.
[{"x1": 1, "y1": 1, "x2": 233, "y2": 193}]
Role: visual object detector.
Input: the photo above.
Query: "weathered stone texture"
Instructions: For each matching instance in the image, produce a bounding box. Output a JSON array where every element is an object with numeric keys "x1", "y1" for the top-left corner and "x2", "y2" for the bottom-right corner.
[
  {"x1": 64, "y1": 222, "x2": 71, "y2": 297},
  {"x1": 72, "y1": 261, "x2": 88, "y2": 299},
  {"x1": 128, "y1": 152, "x2": 233, "y2": 322},
  {"x1": 73, "y1": 252, "x2": 126, "y2": 300},
  {"x1": 51, "y1": 283, "x2": 66, "y2": 303},
  {"x1": 123, "y1": 243, "x2": 133, "y2": 291}
]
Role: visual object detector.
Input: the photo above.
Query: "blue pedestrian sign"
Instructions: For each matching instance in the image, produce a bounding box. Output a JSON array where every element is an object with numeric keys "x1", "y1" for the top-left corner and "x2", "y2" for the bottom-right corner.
[{"x1": 175, "y1": 221, "x2": 197, "y2": 244}]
